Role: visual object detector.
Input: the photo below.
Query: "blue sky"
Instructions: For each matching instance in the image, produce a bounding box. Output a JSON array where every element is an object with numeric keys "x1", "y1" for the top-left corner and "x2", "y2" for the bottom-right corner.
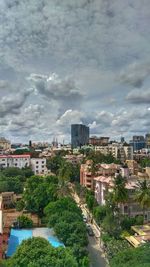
[{"x1": 0, "y1": 0, "x2": 150, "y2": 143}]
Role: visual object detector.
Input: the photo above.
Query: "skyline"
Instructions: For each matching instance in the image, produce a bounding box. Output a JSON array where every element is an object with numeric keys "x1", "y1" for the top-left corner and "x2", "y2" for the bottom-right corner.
[{"x1": 0, "y1": 1, "x2": 150, "y2": 142}]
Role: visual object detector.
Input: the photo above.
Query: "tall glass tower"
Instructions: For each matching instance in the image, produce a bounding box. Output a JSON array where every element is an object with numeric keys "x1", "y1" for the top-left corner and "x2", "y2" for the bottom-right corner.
[{"x1": 71, "y1": 124, "x2": 89, "y2": 148}]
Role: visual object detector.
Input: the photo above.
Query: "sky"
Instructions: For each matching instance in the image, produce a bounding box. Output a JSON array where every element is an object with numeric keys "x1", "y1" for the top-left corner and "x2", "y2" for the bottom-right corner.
[{"x1": 0, "y1": 0, "x2": 150, "y2": 143}]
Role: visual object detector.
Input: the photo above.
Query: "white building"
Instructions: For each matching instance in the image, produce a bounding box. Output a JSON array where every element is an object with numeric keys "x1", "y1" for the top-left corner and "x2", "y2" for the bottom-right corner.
[
  {"x1": 94, "y1": 143, "x2": 133, "y2": 162},
  {"x1": 0, "y1": 155, "x2": 30, "y2": 168},
  {"x1": 30, "y1": 158, "x2": 47, "y2": 175}
]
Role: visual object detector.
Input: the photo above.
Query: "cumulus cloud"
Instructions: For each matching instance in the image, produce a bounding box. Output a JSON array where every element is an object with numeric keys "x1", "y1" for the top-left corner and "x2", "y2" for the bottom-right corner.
[
  {"x1": 0, "y1": 88, "x2": 33, "y2": 117},
  {"x1": 28, "y1": 73, "x2": 84, "y2": 112},
  {"x1": 1, "y1": 0, "x2": 150, "y2": 141}
]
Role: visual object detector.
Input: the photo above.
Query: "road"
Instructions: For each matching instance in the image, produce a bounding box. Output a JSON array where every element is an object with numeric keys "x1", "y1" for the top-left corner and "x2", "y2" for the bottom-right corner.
[
  {"x1": 88, "y1": 235, "x2": 107, "y2": 267},
  {"x1": 69, "y1": 188, "x2": 108, "y2": 267}
]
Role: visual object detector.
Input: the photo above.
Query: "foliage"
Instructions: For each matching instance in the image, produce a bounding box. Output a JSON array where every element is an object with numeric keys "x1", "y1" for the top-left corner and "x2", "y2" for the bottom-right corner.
[
  {"x1": 44, "y1": 197, "x2": 89, "y2": 266},
  {"x1": 23, "y1": 175, "x2": 58, "y2": 216},
  {"x1": 47, "y1": 156, "x2": 80, "y2": 183},
  {"x1": 93, "y1": 205, "x2": 107, "y2": 225},
  {"x1": 110, "y1": 243, "x2": 150, "y2": 267},
  {"x1": 134, "y1": 179, "x2": 150, "y2": 216},
  {"x1": 6, "y1": 237, "x2": 78, "y2": 267},
  {"x1": 140, "y1": 158, "x2": 150, "y2": 168},
  {"x1": 46, "y1": 156, "x2": 65, "y2": 175},
  {"x1": 113, "y1": 175, "x2": 128, "y2": 204},
  {"x1": 102, "y1": 237, "x2": 130, "y2": 259},
  {"x1": 86, "y1": 151, "x2": 120, "y2": 164},
  {"x1": 121, "y1": 215, "x2": 144, "y2": 231},
  {"x1": 0, "y1": 167, "x2": 34, "y2": 194},
  {"x1": 16, "y1": 215, "x2": 33, "y2": 228},
  {"x1": 85, "y1": 190, "x2": 97, "y2": 211},
  {"x1": 16, "y1": 200, "x2": 25, "y2": 211}
]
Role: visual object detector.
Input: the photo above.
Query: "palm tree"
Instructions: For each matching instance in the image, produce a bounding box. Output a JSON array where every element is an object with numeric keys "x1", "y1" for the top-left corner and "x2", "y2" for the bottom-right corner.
[
  {"x1": 113, "y1": 174, "x2": 128, "y2": 205},
  {"x1": 134, "y1": 179, "x2": 150, "y2": 220}
]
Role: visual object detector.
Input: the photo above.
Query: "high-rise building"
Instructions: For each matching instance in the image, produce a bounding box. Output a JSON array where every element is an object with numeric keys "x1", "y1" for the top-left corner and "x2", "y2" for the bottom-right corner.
[
  {"x1": 71, "y1": 124, "x2": 89, "y2": 148},
  {"x1": 129, "y1": 135, "x2": 145, "y2": 151},
  {"x1": 145, "y1": 134, "x2": 150, "y2": 149}
]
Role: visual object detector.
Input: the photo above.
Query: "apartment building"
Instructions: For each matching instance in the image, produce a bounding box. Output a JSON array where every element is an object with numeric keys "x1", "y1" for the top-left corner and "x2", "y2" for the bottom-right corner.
[
  {"x1": 63, "y1": 154, "x2": 84, "y2": 165},
  {"x1": 0, "y1": 137, "x2": 11, "y2": 150},
  {"x1": 30, "y1": 158, "x2": 47, "y2": 175},
  {"x1": 94, "y1": 143, "x2": 133, "y2": 162},
  {"x1": 80, "y1": 160, "x2": 120, "y2": 190},
  {"x1": 89, "y1": 136, "x2": 109, "y2": 146},
  {"x1": 0, "y1": 154, "x2": 30, "y2": 168}
]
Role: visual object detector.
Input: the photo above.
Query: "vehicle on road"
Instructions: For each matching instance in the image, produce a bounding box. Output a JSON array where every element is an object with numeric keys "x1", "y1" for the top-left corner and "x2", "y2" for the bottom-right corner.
[
  {"x1": 82, "y1": 214, "x2": 88, "y2": 223},
  {"x1": 86, "y1": 224, "x2": 94, "y2": 236}
]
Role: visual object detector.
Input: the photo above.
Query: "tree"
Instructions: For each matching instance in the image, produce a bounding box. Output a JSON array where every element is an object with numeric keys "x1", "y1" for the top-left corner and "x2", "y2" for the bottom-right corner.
[
  {"x1": 134, "y1": 179, "x2": 150, "y2": 219},
  {"x1": 113, "y1": 175, "x2": 128, "y2": 205},
  {"x1": 16, "y1": 215, "x2": 33, "y2": 228},
  {"x1": 93, "y1": 205, "x2": 107, "y2": 225},
  {"x1": 85, "y1": 191, "x2": 97, "y2": 211},
  {"x1": 6, "y1": 237, "x2": 78, "y2": 267},
  {"x1": 23, "y1": 176, "x2": 58, "y2": 216},
  {"x1": 110, "y1": 243, "x2": 150, "y2": 267}
]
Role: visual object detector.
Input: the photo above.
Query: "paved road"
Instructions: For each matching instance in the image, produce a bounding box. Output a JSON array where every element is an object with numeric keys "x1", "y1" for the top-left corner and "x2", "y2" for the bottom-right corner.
[
  {"x1": 70, "y1": 189, "x2": 108, "y2": 267},
  {"x1": 88, "y1": 233, "x2": 107, "y2": 267}
]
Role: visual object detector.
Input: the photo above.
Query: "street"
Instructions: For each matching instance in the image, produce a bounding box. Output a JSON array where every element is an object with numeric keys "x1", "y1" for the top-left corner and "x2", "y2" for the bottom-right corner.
[
  {"x1": 88, "y1": 235, "x2": 107, "y2": 267},
  {"x1": 70, "y1": 189, "x2": 108, "y2": 267}
]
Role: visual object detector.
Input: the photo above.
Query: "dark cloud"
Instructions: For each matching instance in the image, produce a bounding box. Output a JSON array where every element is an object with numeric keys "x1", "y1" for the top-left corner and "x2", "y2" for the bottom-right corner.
[
  {"x1": 28, "y1": 73, "x2": 84, "y2": 113},
  {"x1": 126, "y1": 89, "x2": 150, "y2": 104},
  {"x1": 119, "y1": 62, "x2": 150, "y2": 88},
  {"x1": 0, "y1": 88, "x2": 33, "y2": 117}
]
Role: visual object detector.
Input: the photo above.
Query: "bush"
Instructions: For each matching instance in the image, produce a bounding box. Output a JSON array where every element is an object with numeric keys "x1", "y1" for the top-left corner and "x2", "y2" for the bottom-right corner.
[
  {"x1": 93, "y1": 205, "x2": 107, "y2": 225},
  {"x1": 16, "y1": 215, "x2": 33, "y2": 228}
]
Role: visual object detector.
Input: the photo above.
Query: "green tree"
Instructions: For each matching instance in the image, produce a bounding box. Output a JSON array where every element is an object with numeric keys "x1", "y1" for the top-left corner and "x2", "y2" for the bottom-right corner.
[
  {"x1": 134, "y1": 179, "x2": 150, "y2": 219},
  {"x1": 23, "y1": 176, "x2": 58, "y2": 216},
  {"x1": 6, "y1": 237, "x2": 78, "y2": 267},
  {"x1": 110, "y1": 243, "x2": 150, "y2": 267},
  {"x1": 93, "y1": 205, "x2": 107, "y2": 225},
  {"x1": 113, "y1": 175, "x2": 128, "y2": 205},
  {"x1": 16, "y1": 215, "x2": 33, "y2": 228}
]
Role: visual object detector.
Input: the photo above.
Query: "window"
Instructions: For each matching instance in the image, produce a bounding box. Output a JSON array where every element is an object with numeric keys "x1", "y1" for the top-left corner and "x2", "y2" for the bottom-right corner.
[
  {"x1": 42, "y1": 165, "x2": 45, "y2": 168},
  {"x1": 42, "y1": 161, "x2": 44, "y2": 164},
  {"x1": 36, "y1": 161, "x2": 39, "y2": 164}
]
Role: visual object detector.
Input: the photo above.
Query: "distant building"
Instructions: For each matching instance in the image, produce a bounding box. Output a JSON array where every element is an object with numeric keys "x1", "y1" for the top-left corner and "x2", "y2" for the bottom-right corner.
[
  {"x1": 30, "y1": 158, "x2": 47, "y2": 175},
  {"x1": 130, "y1": 136, "x2": 145, "y2": 151},
  {"x1": 94, "y1": 143, "x2": 133, "y2": 162},
  {"x1": 0, "y1": 137, "x2": 11, "y2": 150},
  {"x1": 71, "y1": 124, "x2": 89, "y2": 148},
  {"x1": 145, "y1": 134, "x2": 150, "y2": 149},
  {"x1": 89, "y1": 136, "x2": 109, "y2": 146},
  {"x1": 0, "y1": 154, "x2": 30, "y2": 169}
]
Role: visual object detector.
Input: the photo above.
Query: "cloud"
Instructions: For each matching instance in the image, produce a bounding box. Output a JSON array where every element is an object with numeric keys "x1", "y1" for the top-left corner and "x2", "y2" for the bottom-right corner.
[
  {"x1": 0, "y1": 88, "x2": 33, "y2": 117},
  {"x1": 126, "y1": 89, "x2": 150, "y2": 104},
  {"x1": 28, "y1": 73, "x2": 84, "y2": 112},
  {"x1": 119, "y1": 62, "x2": 150, "y2": 88},
  {"x1": 1, "y1": 0, "x2": 150, "y2": 141}
]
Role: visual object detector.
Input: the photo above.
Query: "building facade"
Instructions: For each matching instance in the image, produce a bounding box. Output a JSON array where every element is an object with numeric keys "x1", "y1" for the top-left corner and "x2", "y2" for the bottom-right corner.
[
  {"x1": 145, "y1": 133, "x2": 150, "y2": 149},
  {"x1": 130, "y1": 135, "x2": 145, "y2": 151},
  {"x1": 89, "y1": 136, "x2": 109, "y2": 146},
  {"x1": 71, "y1": 124, "x2": 89, "y2": 148},
  {"x1": 0, "y1": 137, "x2": 11, "y2": 150},
  {"x1": 30, "y1": 158, "x2": 47, "y2": 175},
  {"x1": 0, "y1": 154, "x2": 30, "y2": 168}
]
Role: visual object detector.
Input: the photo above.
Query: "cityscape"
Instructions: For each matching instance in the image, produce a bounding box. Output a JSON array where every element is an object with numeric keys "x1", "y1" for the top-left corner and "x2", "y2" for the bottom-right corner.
[
  {"x1": 1, "y1": 0, "x2": 150, "y2": 266},
  {"x1": 0, "y1": 125, "x2": 150, "y2": 266}
]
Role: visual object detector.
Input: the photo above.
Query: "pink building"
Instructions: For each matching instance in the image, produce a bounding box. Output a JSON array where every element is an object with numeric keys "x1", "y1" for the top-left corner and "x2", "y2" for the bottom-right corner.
[{"x1": 80, "y1": 161, "x2": 120, "y2": 190}]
